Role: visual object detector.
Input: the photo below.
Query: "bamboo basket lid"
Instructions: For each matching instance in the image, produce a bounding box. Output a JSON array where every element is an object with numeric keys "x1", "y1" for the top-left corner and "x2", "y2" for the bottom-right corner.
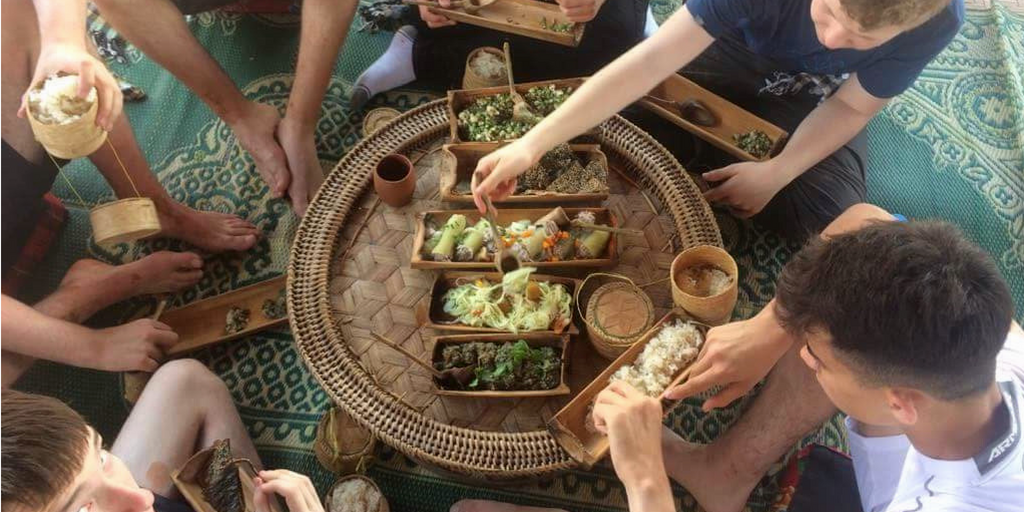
[
  {"x1": 90, "y1": 197, "x2": 162, "y2": 246},
  {"x1": 287, "y1": 99, "x2": 723, "y2": 480},
  {"x1": 578, "y1": 274, "x2": 655, "y2": 359},
  {"x1": 362, "y1": 108, "x2": 401, "y2": 137}
]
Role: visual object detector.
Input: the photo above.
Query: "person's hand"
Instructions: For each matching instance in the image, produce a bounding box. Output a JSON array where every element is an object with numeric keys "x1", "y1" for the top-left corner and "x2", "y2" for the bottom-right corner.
[
  {"x1": 662, "y1": 312, "x2": 791, "y2": 410},
  {"x1": 18, "y1": 42, "x2": 123, "y2": 131},
  {"x1": 90, "y1": 319, "x2": 178, "y2": 372},
  {"x1": 592, "y1": 381, "x2": 667, "y2": 486},
  {"x1": 702, "y1": 159, "x2": 789, "y2": 218},
  {"x1": 556, "y1": 0, "x2": 606, "y2": 22},
  {"x1": 419, "y1": 0, "x2": 456, "y2": 28},
  {"x1": 253, "y1": 470, "x2": 324, "y2": 512},
  {"x1": 471, "y1": 140, "x2": 543, "y2": 213}
]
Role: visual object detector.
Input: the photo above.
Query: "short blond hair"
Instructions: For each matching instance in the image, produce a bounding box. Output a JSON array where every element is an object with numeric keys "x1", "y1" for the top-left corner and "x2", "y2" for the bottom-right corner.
[{"x1": 840, "y1": 0, "x2": 950, "y2": 30}]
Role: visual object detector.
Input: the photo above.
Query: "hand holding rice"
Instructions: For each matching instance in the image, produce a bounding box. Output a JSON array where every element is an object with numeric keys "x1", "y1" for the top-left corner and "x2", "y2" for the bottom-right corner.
[
  {"x1": 609, "y1": 320, "x2": 704, "y2": 397},
  {"x1": 28, "y1": 74, "x2": 97, "y2": 125}
]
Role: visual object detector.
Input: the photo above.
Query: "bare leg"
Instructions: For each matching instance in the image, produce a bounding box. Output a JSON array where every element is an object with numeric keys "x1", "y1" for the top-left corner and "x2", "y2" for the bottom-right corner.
[
  {"x1": 0, "y1": 0, "x2": 44, "y2": 164},
  {"x1": 112, "y1": 359, "x2": 260, "y2": 498},
  {"x1": 275, "y1": 0, "x2": 357, "y2": 216},
  {"x1": 92, "y1": 0, "x2": 291, "y2": 200}
]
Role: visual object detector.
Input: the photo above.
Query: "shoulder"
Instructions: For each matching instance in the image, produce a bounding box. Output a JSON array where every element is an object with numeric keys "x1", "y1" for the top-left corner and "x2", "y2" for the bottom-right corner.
[{"x1": 904, "y1": 0, "x2": 965, "y2": 48}]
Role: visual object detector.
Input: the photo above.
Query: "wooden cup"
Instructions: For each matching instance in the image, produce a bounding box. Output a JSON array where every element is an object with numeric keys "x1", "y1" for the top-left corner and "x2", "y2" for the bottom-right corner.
[
  {"x1": 90, "y1": 197, "x2": 162, "y2": 246},
  {"x1": 26, "y1": 87, "x2": 108, "y2": 159},
  {"x1": 373, "y1": 154, "x2": 416, "y2": 208},
  {"x1": 670, "y1": 245, "x2": 738, "y2": 325}
]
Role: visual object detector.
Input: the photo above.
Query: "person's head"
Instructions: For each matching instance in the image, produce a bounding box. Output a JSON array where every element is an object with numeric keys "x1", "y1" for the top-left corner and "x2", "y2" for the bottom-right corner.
[
  {"x1": 775, "y1": 220, "x2": 1013, "y2": 427},
  {"x1": 1, "y1": 390, "x2": 155, "y2": 512},
  {"x1": 809, "y1": 0, "x2": 951, "y2": 50}
]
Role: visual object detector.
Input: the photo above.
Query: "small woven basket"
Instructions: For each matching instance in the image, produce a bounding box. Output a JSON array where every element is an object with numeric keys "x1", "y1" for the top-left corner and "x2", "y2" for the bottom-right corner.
[
  {"x1": 89, "y1": 197, "x2": 162, "y2": 246},
  {"x1": 462, "y1": 46, "x2": 507, "y2": 90},
  {"x1": 26, "y1": 78, "x2": 108, "y2": 159},
  {"x1": 323, "y1": 475, "x2": 389, "y2": 512},
  {"x1": 670, "y1": 245, "x2": 738, "y2": 325},
  {"x1": 314, "y1": 407, "x2": 376, "y2": 475},
  {"x1": 575, "y1": 273, "x2": 655, "y2": 359}
]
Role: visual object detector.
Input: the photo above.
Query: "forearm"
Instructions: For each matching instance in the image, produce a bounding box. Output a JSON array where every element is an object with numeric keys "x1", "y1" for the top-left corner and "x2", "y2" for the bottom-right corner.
[
  {"x1": 770, "y1": 97, "x2": 873, "y2": 184},
  {"x1": 0, "y1": 295, "x2": 96, "y2": 366},
  {"x1": 623, "y1": 474, "x2": 676, "y2": 512},
  {"x1": 519, "y1": 8, "x2": 713, "y2": 158},
  {"x1": 286, "y1": 0, "x2": 357, "y2": 127},
  {"x1": 32, "y1": 0, "x2": 88, "y2": 48}
]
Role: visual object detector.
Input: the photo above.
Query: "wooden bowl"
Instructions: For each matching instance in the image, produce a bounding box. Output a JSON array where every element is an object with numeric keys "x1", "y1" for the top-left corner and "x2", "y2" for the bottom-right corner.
[
  {"x1": 670, "y1": 245, "x2": 738, "y2": 325},
  {"x1": 89, "y1": 197, "x2": 162, "y2": 246}
]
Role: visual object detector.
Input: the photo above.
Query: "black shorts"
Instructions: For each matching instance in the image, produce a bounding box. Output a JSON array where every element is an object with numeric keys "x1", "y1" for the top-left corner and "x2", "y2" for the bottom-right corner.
[
  {"x1": 1, "y1": 140, "x2": 58, "y2": 279},
  {"x1": 172, "y1": 0, "x2": 238, "y2": 15}
]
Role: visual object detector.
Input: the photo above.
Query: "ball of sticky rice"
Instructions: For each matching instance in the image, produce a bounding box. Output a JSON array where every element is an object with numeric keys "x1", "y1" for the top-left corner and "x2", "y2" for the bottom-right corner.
[
  {"x1": 28, "y1": 74, "x2": 97, "y2": 125},
  {"x1": 327, "y1": 478, "x2": 382, "y2": 512}
]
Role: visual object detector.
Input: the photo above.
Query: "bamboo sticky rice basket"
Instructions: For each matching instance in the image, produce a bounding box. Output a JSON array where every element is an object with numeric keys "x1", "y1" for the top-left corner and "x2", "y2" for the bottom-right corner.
[
  {"x1": 314, "y1": 407, "x2": 376, "y2": 475},
  {"x1": 670, "y1": 245, "x2": 739, "y2": 325},
  {"x1": 577, "y1": 273, "x2": 655, "y2": 359},
  {"x1": 463, "y1": 47, "x2": 507, "y2": 90},
  {"x1": 90, "y1": 197, "x2": 162, "y2": 246},
  {"x1": 27, "y1": 90, "x2": 107, "y2": 159},
  {"x1": 323, "y1": 476, "x2": 390, "y2": 512}
]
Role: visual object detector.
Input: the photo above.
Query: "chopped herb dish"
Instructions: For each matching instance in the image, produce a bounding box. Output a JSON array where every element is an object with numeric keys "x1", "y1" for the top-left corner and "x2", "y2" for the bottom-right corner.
[{"x1": 438, "y1": 339, "x2": 561, "y2": 391}]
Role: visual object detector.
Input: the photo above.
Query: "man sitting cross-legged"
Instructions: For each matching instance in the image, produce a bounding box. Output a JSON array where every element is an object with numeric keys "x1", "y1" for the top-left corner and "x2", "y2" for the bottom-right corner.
[
  {"x1": 1, "y1": 360, "x2": 324, "y2": 512},
  {"x1": 92, "y1": 0, "x2": 360, "y2": 217},
  {"x1": 454, "y1": 203, "x2": 1023, "y2": 512}
]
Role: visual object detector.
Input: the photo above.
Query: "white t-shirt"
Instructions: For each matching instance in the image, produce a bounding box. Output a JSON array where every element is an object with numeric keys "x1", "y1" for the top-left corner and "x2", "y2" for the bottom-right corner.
[{"x1": 846, "y1": 328, "x2": 1024, "y2": 512}]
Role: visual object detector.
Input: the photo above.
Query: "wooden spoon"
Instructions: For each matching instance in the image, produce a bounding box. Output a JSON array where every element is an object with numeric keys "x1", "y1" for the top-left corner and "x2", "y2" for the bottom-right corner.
[
  {"x1": 372, "y1": 332, "x2": 478, "y2": 388},
  {"x1": 643, "y1": 96, "x2": 719, "y2": 127},
  {"x1": 502, "y1": 42, "x2": 541, "y2": 124}
]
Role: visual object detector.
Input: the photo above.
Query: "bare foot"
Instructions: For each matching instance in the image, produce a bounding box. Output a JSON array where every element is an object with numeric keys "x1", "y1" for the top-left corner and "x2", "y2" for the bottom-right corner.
[
  {"x1": 228, "y1": 100, "x2": 291, "y2": 198},
  {"x1": 450, "y1": 500, "x2": 566, "y2": 512},
  {"x1": 159, "y1": 202, "x2": 260, "y2": 253},
  {"x1": 42, "y1": 252, "x2": 203, "y2": 322},
  {"x1": 661, "y1": 427, "x2": 758, "y2": 512},
  {"x1": 277, "y1": 116, "x2": 326, "y2": 217}
]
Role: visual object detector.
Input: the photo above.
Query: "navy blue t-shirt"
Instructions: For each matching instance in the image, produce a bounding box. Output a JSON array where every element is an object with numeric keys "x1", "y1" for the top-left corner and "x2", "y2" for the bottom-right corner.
[{"x1": 685, "y1": 0, "x2": 964, "y2": 98}]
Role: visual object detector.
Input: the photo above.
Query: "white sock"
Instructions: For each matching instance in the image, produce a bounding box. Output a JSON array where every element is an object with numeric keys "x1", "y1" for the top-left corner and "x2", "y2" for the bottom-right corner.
[
  {"x1": 356, "y1": 26, "x2": 418, "y2": 96},
  {"x1": 643, "y1": 6, "x2": 659, "y2": 38}
]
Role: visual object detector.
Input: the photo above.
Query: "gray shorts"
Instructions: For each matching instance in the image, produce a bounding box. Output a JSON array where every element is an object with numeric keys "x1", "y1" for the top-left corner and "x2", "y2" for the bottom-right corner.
[{"x1": 173, "y1": 0, "x2": 239, "y2": 15}]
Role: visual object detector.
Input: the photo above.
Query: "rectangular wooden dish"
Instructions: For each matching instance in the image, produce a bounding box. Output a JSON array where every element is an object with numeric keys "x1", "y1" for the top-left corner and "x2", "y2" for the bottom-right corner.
[
  {"x1": 439, "y1": 142, "x2": 609, "y2": 204},
  {"x1": 426, "y1": 271, "x2": 581, "y2": 335},
  {"x1": 448, "y1": 77, "x2": 589, "y2": 143},
  {"x1": 431, "y1": 333, "x2": 571, "y2": 397},
  {"x1": 411, "y1": 207, "x2": 617, "y2": 270},
  {"x1": 173, "y1": 445, "x2": 285, "y2": 512},
  {"x1": 547, "y1": 311, "x2": 704, "y2": 468},
  {"x1": 639, "y1": 73, "x2": 789, "y2": 162},
  {"x1": 164, "y1": 275, "x2": 288, "y2": 356},
  {"x1": 428, "y1": 0, "x2": 585, "y2": 47}
]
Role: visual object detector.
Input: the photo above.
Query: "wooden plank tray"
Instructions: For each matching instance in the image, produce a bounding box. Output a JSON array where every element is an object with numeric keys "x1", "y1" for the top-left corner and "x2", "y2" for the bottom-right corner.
[
  {"x1": 428, "y1": 0, "x2": 585, "y2": 47},
  {"x1": 411, "y1": 207, "x2": 617, "y2": 270},
  {"x1": 173, "y1": 444, "x2": 285, "y2": 512},
  {"x1": 448, "y1": 77, "x2": 588, "y2": 143},
  {"x1": 639, "y1": 74, "x2": 789, "y2": 162},
  {"x1": 431, "y1": 333, "x2": 572, "y2": 397},
  {"x1": 164, "y1": 276, "x2": 288, "y2": 356},
  {"x1": 425, "y1": 271, "x2": 581, "y2": 334},
  {"x1": 439, "y1": 142, "x2": 609, "y2": 204},
  {"x1": 547, "y1": 311, "x2": 704, "y2": 468}
]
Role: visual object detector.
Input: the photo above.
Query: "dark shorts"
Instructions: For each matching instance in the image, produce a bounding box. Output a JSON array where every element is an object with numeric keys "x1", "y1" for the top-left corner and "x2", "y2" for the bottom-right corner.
[
  {"x1": 412, "y1": 0, "x2": 649, "y2": 88},
  {"x1": 625, "y1": 36, "x2": 868, "y2": 243},
  {"x1": 1, "y1": 140, "x2": 60, "y2": 282},
  {"x1": 172, "y1": 0, "x2": 238, "y2": 15}
]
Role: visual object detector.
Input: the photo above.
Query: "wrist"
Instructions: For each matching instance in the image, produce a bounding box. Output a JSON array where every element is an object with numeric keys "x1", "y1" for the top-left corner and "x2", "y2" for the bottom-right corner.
[
  {"x1": 623, "y1": 473, "x2": 673, "y2": 511},
  {"x1": 753, "y1": 303, "x2": 792, "y2": 350},
  {"x1": 74, "y1": 327, "x2": 106, "y2": 368},
  {"x1": 517, "y1": 132, "x2": 549, "y2": 163}
]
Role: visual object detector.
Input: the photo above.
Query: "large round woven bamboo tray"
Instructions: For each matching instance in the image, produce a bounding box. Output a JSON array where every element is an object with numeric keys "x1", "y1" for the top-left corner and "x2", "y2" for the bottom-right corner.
[{"x1": 288, "y1": 99, "x2": 722, "y2": 481}]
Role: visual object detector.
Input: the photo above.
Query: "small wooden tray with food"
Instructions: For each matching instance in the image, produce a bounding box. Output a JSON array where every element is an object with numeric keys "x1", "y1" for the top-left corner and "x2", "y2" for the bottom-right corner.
[
  {"x1": 431, "y1": 333, "x2": 571, "y2": 397},
  {"x1": 164, "y1": 276, "x2": 288, "y2": 356},
  {"x1": 421, "y1": 0, "x2": 585, "y2": 47},
  {"x1": 440, "y1": 142, "x2": 610, "y2": 204},
  {"x1": 639, "y1": 73, "x2": 789, "y2": 162},
  {"x1": 173, "y1": 439, "x2": 285, "y2": 512},
  {"x1": 448, "y1": 78, "x2": 590, "y2": 143},
  {"x1": 425, "y1": 269, "x2": 580, "y2": 334},
  {"x1": 547, "y1": 311, "x2": 706, "y2": 468},
  {"x1": 412, "y1": 207, "x2": 618, "y2": 269}
]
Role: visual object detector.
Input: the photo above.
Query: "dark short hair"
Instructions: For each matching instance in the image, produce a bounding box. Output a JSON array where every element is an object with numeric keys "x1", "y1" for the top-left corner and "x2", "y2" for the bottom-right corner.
[
  {"x1": 775, "y1": 220, "x2": 1013, "y2": 400},
  {"x1": 839, "y1": 0, "x2": 949, "y2": 30},
  {"x1": 1, "y1": 390, "x2": 92, "y2": 510}
]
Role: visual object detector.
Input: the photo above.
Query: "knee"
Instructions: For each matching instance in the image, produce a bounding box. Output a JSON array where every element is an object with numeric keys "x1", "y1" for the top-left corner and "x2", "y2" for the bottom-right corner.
[
  {"x1": 149, "y1": 359, "x2": 230, "y2": 401},
  {"x1": 823, "y1": 203, "x2": 894, "y2": 237}
]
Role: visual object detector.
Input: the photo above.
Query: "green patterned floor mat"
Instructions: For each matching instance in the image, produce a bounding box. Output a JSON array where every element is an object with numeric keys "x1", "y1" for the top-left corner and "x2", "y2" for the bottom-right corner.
[{"x1": 14, "y1": 2, "x2": 1023, "y2": 512}]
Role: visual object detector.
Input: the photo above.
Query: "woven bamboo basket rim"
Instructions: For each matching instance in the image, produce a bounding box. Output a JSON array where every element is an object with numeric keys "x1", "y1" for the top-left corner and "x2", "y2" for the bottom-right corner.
[
  {"x1": 575, "y1": 272, "x2": 655, "y2": 352},
  {"x1": 287, "y1": 99, "x2": 721, "y2": 480}
]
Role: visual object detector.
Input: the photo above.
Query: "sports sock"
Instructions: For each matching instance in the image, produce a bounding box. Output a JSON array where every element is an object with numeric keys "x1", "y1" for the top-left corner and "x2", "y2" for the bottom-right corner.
[{"x1": 355, "y1": 25, "x2": 418, "y2": 97}]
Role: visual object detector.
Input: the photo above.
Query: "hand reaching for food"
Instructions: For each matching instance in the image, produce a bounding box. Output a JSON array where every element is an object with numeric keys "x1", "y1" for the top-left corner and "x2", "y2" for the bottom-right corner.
[
  {"x1": 253, "y1": 470, "x2": 324, "y2": 512},
  {"x1": 471, "y1": 140, "x2": 543, "y2": 213},
  {"x1": 419, "y1": 0, "x2": 457, "y2": 28},
  {"x1": 19, "y1": 42, "x2": 122, "y2": 131},
  {"x1": 555, "y1": 0, "x2": 606, "y2": 22}
]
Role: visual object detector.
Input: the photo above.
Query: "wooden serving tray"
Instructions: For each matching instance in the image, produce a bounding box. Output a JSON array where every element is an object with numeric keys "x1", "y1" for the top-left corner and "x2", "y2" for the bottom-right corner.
[
  {"x1": 431, "y1": 333, "x2": 571, "y2": 397},
  {"x1": 425, "y1": 271, "x2": 581, "y2": 334},
  {"x1": 428, "y1": 0, "x2": 585, "y2": 47},
  {"x1": 164, "y1": 276, "x2": 288, "y2": 356},
  {"x1": 547, "y1": 311, "x2": 704, "y2": 468},
  {"x1": 448, "y1": 77, "x2": 588, "y2": 143},
  {"x1": 411, "y1": 207, "x2": 617, "y2": 270},
  {"x1": 439, "y1": 142, "x2": 609, "y2": 204},
  {"x1": 639, "y1": 74, "x2": 789, "y2": 162},
  {"x1": 172, "y1": 445, "x2": 285, "y2": 512}
]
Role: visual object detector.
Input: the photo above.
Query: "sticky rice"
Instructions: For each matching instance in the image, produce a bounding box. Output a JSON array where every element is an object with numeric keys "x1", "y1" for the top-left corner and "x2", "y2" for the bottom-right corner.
[
  {"x1": 609, "y1": 320, "x2": 703, "y2": 397},
  {"x1": 469, "y1": 51, "x2": 507, "y2": 80},
  {"x1": 27, "y1": 74, "x2": 96, "y2": 125},
  {"x1": 327, "y1": 478, "x2": 383, "y2": 512}
]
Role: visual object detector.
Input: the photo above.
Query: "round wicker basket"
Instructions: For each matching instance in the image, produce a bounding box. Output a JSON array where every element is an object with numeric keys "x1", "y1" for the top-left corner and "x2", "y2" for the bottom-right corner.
[
  {"x1": 362, "y1": 108, "x2": 401, "y2": 138},
  {"x1": 314, "y1": 407, "x2": 376, "y2": 475},
  {"x1": 323, "y1": 475, "x2": 389, "y2": 512},
  {"x1": 577, "y1": 273, "x2": 655, "y2": 359},
  {"x1": 670, "y1": 245, "x2": 739, "y2": 325},
  {"x1": 462, "y1": 47, "x2": 507, "y2": 90},
  {"x1": 288, "y1": 100, "x2": 722, "y2": 480}
]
